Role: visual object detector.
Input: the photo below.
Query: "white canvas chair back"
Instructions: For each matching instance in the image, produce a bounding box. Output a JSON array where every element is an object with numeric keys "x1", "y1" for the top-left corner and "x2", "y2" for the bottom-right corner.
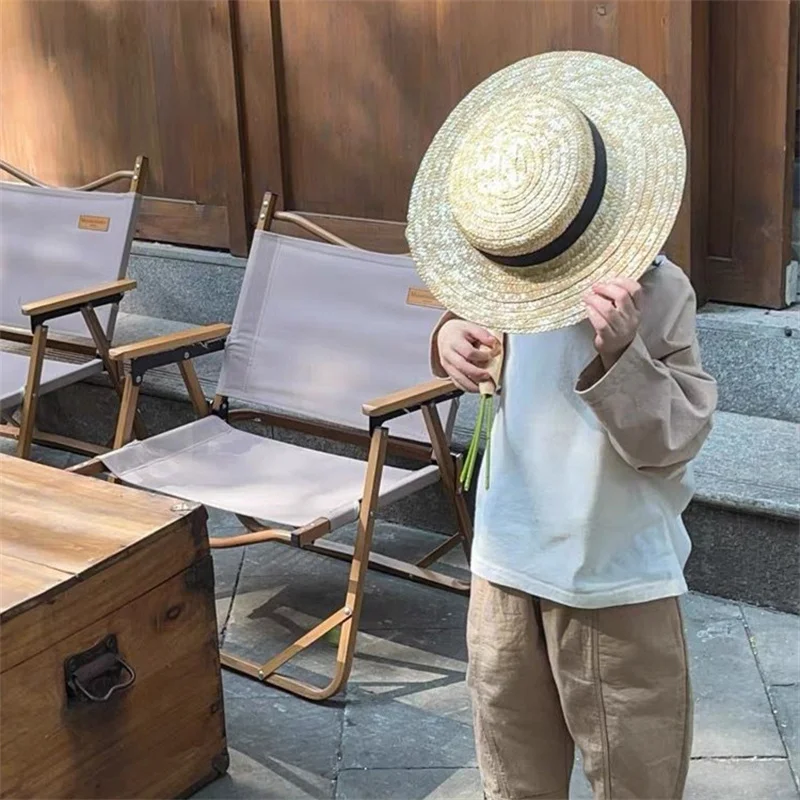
[
  {"x1": 0, "y1": 181, "x2": 139, "y2": 339},
  {"x1": 217, "y1": 231, "x2": 449, "y2": 443}
]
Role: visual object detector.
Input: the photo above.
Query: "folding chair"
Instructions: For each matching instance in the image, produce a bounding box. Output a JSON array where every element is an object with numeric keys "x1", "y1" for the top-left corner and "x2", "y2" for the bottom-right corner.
[
  {"x1": 73, "y1": 193, "x2": 470, "y2": 701},
  {"x1": 0, "y1": 157, "x2": 147, "y2": 458}
]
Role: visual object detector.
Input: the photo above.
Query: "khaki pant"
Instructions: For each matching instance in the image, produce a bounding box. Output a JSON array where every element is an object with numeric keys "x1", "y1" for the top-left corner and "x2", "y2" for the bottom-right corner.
[{"x1": 467, "y1": 577, "x2": 693, "y2": 800}]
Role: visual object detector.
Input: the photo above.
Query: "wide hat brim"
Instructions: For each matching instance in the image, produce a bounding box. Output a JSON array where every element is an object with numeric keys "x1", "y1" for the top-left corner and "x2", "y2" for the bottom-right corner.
[{"x1": 406, "y1": 51, "x2": 687, "y2": 334}]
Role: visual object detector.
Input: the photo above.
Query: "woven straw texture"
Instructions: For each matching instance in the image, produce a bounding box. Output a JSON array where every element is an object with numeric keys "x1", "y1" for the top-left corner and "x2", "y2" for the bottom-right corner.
[{"x1": 406, "y1": 51, "x2": 686, "y2": 334}]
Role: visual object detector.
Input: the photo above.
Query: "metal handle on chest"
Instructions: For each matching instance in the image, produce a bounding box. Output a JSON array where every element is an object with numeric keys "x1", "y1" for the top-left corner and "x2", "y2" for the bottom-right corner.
[{"x1": 64, "y1": 634, "x2": 136, "y2": 703}]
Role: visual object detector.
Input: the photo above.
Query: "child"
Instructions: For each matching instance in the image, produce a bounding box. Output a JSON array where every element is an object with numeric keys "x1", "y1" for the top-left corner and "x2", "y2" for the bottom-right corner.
[
  {"x1": 433, "y1": 262, "x2": 716, "y2": 799},
  {"x1": 405, "y1": 52, "x2": 718, "y2": 799}
]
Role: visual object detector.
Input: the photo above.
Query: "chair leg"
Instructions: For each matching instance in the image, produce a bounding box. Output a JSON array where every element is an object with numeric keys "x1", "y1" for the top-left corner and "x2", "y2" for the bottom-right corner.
[
  {"x1": 82, "y1": 306, "x2": 147, "y2": 441},
  {"x1": 179, "y1": 360, "x2": 210, "y2": 418},
  {"x1": 314, "y1": 425, "x2": 389, "y2": 696},
  {"x1": 422, "y1": 404, "x2": 474, "y2": 559},
  {"x1": 16, "y1": 324, "x2": 48, "y2": 459},
  {"x1": 219, "y1": 426, "x2": 390, "y2": 701},
  {"x1": 113, "y1": 374, "x2": 141, "y2": 449}
]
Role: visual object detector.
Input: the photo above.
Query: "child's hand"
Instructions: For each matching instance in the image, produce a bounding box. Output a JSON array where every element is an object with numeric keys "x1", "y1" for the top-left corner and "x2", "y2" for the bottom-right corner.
[
  {"x1": 437, "y1": 320, "x2": 501, "y2": 393},
  {"x1": 583, "y1": 278, "x2": 642, "y2": 370}
]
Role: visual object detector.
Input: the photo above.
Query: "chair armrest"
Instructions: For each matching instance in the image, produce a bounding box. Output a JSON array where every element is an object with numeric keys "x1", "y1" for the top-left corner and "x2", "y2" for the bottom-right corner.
[
  {"x1": 108, "y1": 323, "x2": 231, "y2": 361},
  {"x1": 21, "y1": 279, "x2": 137, "y2": 317},
  {"x1": 362, "y1": 378, "x2": 461, "y2": 418}
]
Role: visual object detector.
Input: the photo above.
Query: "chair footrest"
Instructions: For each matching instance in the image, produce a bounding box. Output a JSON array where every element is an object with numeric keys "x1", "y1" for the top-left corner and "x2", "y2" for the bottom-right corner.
[{"x1": 306, "y1": 539, "x2": 470, "y2": 594}]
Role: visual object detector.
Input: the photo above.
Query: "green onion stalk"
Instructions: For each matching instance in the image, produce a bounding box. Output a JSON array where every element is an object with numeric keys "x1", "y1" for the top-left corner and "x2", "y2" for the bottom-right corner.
[{"x1": 459, "y1": 340, "x2": 502, "y2": 493}]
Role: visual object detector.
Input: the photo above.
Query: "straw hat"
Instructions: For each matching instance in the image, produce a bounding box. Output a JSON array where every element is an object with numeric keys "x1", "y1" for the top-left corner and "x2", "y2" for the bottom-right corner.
[{"x1": 406, "y1": 51, "x2": 686, "y2": 334}]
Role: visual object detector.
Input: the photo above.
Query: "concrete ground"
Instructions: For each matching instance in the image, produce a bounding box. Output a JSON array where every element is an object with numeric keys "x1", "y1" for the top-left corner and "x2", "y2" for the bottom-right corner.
[
  {"x1": 4, "y1": 444, "x2": 798, "y2": 799},
  {"x1": 195, "y1": 505, "x2": 800, "y2": 800}
]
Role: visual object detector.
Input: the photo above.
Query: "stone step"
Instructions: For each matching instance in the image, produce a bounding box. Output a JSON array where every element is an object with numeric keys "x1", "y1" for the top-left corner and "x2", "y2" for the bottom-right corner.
[
  {"x1": 36, "y1": 310, "x2": 799, "y2": 613},
  {"x1": 124, "y1": 241, "x2": 800, "y2": 423},
  {"x1": 684, "y1": 412, "x2": 799, "y2": 614},
  {"x1": 696, "y1": 302, "x2": 799, "y2": 424}
]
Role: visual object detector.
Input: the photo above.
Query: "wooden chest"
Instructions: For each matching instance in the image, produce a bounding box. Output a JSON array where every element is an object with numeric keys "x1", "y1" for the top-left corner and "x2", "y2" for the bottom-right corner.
[{"x1": 0, "y1": 456, "x2": 228, "y2": 799}]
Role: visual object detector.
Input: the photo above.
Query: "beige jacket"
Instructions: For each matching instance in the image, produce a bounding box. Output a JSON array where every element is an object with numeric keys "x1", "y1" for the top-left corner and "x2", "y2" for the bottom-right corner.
[
  {"x1": 430, "y1": 258, "x2": 717, "y2": 477},
  {"x1": 430, "y1": 258, "x2": 718, "y2": 607}
]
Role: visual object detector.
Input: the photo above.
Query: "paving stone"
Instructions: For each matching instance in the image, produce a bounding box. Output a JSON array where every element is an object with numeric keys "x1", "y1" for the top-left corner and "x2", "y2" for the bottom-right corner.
[
  {"x1": 683, "y1": 597, "x2": 785, "y2": 757},
  {"x1": 336, "y1": 768, "x2": 481, "y2": 800},
  {"x1": 221, "y1": 566, "x2": 343, "y2": 689},
  {"x1": 194, "y1": 672, "x2": 341, "y2": 800},
  {"x1": 569, "y1": 752, "x2": 800, "y2": 799},
  {"x1": 238, "y1": 537, "x2": 468, "y2": 632},
  {"x1": 773, "y1": 686, "x2": 800, "y2": 784},
  {"x1": 331, "y1": 521, "x2": 470, "y2": 576},
  {"x1": 224, "y1": 557, "x2": 469, "y2": 698},
  {"x1": 340, "y1": 621, "x2": 473, "y2": 773},
  {"x1": 573, "y1": 756, "x2": 800, "y2": 800},
  {"x1": 683, "y1": 592, "x2": 742, "y2": 620},
  {"x1": 683, "y1": 759, "x2": 799, "y2": 800},
  {"x1": 211, "y1": 546, "x2": 244, "y2": 636},
  {"x1": 195, "y1": 748, "x2": 335, "y2": 800},
  {"x1": 340, "y1": 702, "x2": 476, "y2": 771},
  {"x1": 348, "y1": 628, "x2": 471, "y2": 727},
  {"x1": 742, "y1": 604, "x2": 800, "y2": 686}
]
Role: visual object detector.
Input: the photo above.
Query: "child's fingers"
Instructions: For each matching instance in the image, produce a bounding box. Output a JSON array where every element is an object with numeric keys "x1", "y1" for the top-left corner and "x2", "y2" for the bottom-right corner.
[
  {"x1": 464, "y1": 324, "x2": 501, "y2": 352},
  {"x1": 453, "y1": 339, "x2": 493, "y2": 366},
  {"x1": 444, "y1": 351, "x2": 491, "y2": 384},
  {"x1": 592, "y1": 282, "x2": 636, "y2": 317},
  {"x1": 584, "y1": 293, "x2": 620, "y2": 332},
  {"x1": 444, "y1": 363, "x2": 480, "y2": 393},
  {"x1": 603, "y1": 278, "x2": 642, "y2": 309},
  {"x1": 585, "y1": 304, "x2": 610, "y2": 338}
]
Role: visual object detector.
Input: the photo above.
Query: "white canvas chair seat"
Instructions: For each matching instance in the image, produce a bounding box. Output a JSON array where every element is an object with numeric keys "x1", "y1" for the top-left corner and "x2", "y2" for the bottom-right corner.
[
  {"x1": 0, "y1": 351, "x2": 102, "y2": 412},
  {"x1": 103, "y1": 415, "x2": 439, "y2": 529}
]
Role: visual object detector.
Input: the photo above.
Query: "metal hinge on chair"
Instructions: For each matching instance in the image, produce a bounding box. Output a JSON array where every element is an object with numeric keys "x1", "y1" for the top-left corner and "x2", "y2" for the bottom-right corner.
[
  {"x1": 129, "y1": 338, "x2": 227, "y2": 384},
  {"x1": 212, "y1": 396, "x2": 230, "y2": 421}
]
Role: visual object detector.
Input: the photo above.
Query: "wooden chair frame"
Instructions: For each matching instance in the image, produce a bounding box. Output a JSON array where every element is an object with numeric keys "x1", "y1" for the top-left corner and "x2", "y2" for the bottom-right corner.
[
  {"x1": 0, "y1": 157, "x2": 148, "y2": 459},
  {"x1": 72, "y1": 194, "x2": 471, "y2": 701}
]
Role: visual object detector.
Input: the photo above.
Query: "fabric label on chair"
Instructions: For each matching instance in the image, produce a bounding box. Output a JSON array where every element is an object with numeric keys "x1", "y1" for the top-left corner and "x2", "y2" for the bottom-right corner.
[
  {"x1": 406, "y1": 287, "x2": 444, "y2": 310},
  {"x1": 78, "y1": 214, "x2": 111, "y2": 232}
]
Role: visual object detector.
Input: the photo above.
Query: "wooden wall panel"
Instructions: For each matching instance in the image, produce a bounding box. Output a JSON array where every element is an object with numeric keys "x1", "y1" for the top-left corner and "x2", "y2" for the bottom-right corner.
[
  {"x1": 241, "y1": 0, "x2": 700, "y2": 276},
  {"x1": 233, "y1": 0, "x2": 288, "y2": 218},
  {"x1": 3, "y1": 0, "x2": 793, "y2": 306},
  {"x1": 706, "y1": 0, "x2": 797, "y2": 307},
  {"x1": 0, "y1": 0, "x2": 248, "y2": 254}
]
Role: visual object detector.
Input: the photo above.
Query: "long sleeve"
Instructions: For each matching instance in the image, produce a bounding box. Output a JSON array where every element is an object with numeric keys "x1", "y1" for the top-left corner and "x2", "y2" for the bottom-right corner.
[
  {"x1": 575, "y1": 261, "x2": 717, "y2": 475},
  {"x1": 429, "y1": 311, "x2": 459, "y2": 378}
]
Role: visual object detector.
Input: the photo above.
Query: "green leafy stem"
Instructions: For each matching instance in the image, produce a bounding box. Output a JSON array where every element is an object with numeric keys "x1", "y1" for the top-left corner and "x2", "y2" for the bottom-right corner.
[{"x1": 459, "y1": 392, "x2": 495, "y2": 493}]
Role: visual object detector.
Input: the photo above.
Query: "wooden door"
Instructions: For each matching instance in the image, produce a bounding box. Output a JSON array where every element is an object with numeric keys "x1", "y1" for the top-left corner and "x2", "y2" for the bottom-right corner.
[
  {"x1": 706, "y1": 0, "x2": 798, "y2": 307},
  {"x1": 0, "y1": 0, "x2": 249, "y2": 254}
]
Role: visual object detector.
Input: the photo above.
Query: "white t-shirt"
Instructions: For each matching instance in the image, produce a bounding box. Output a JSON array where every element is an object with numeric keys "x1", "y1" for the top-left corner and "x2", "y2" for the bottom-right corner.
[{"x1": 472, "y1": 319, "x2": 694, "y2": 608}]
